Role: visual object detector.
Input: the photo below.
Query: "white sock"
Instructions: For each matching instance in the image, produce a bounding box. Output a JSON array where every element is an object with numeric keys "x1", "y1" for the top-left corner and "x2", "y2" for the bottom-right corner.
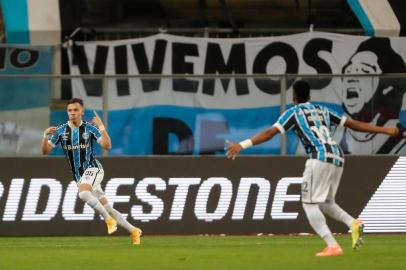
[
  {"x1": 322, "y1": 234, "x2": 338, "y2": 247},
  {"x1": 103, "y1": 204, "x2": 135, "y2": 233},
  {"x1": 78, "y1": 191, "x2": 111, "y2": 220},
  {"x1": 302, "y1": 203, "x2": 338, "y2": 247},
  {"x1": 320, "y1": 201, "x2": 354, "y2": 228}
]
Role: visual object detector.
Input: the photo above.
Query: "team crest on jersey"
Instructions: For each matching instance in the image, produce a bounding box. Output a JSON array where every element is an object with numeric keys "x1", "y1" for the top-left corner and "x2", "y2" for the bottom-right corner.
[{"x1": 82, "y1": 132, "x2": 89, "y2": 140}]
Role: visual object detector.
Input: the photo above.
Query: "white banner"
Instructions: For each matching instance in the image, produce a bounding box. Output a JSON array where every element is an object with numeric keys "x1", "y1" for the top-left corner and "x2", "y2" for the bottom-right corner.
[
  {"x1": 66, "y1": 32, "x2": 406, "y2": 155},
  {"x1": 0, "y1": 45, "x2": 53, "y2": 156}
]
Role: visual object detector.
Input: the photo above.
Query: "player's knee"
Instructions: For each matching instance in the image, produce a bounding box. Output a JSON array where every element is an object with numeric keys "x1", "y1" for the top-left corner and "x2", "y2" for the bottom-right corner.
[
  {"x1": 99, "y1": 196, "x2": 108, "y2": 205},
  {"x1": 326, "y1": 199, "x2": 336, "y2": 205},
  {"x1": 302, "y1": 202, "x2": 320, "y2": 211},
  {"x1": 320, "y1": 200, "x2": 335, "y2": 208},
  {"x1": 78, "y1": 190, "x2": 92, "y2": 202}
]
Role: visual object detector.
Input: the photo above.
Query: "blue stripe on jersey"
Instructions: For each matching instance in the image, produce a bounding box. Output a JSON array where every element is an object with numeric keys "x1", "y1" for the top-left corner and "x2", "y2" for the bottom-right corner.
[
  {"x1": 322, "y1": 107, "x2": 337, "y2": 165},
  {"x1": 61, "y1": 125, "x2": 74, "y2": 176},
  {"x1": 296, "y1": 105, "x2": 325, "y2": 160},
  {"x1": 49, "y1": 125, "x2": 64, "y2": 146},
  {"x1": 278, "y1": 107, "x2": 295, "y2": 126},
  {"x1": 324, "y1": 108, "x2": 331, "y2": 128},
  {"x1": 51, "y1": 121, "x2": 105, "y2": 181},
  {"x1": 323, "y1": 107, "x2": 342, "y2": 166},
  {"x1": 309, "y1": 104, "x2": 326, "y2": 161},
  {"x1": 326, "y1": 110, "x2": 340, "y2": 166},
  {"x1": 84, "y1": 125, "x2": 91, "y2": 170},
  {"x1": 88, "y1": 125, "x2": 100, "y2": 169},
  {"x1": 276, "y1": 103, "x2": 344, "y2": 167},
  {"x1": 88, "y1": 125, "x2": 102, "y2": 141},
  {"x1": 72, "y1": 127, "x2": 81, "y2": 181},
  {"x1": 95, "y1": 159, "x2": 103, "y2": 170}
]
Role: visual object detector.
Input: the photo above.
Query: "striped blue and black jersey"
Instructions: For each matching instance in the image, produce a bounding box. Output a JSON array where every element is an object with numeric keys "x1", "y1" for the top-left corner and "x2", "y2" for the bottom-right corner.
[
  {"x1": 273, "y1": 102, "x2": 346, "y2": 167},
  {"x1": 48, "y1": 121, "x2": 103, "y2": 182}
]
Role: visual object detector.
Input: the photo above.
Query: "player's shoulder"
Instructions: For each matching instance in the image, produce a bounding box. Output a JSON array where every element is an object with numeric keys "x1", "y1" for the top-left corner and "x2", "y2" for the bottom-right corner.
[
  {"x1": 318, "y1": 104, "x2": 341, "y2": 116},
  {"x1": 284, "y1": 106, "x2": 297, "y2": 115},
  {"x1": 290, "y1": 103, "x2": 309, "y2": 115},
  {"x1": 55, "y1": 123, "x2": 68, "y2": 132},
  {"x1": 83, "y1": 120, "x2": 93, "y2": 126},
  {"x1": 278, "y1": 107, "x2": 296, "y2": 121},
  {"x1": 310, "y1": 103, "x2": 329, "y2": 113},
  {"x1": 83, "y1": 121, "x2": 99, "y2": 131}
]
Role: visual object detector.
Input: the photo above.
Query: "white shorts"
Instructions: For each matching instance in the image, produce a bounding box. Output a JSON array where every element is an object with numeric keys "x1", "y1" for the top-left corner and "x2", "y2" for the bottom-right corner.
[
  {"x1": 78, "y1": 167, "x2": 106, "y2": 199},
  {"x1": 301, "y1": 159, "x2": 344, "y2": 204}
]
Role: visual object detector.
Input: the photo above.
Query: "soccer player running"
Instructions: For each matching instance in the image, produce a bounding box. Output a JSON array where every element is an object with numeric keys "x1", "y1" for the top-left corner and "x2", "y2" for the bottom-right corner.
[
  {"x1": 226, "y1": 80, "x2": 400, "y2": 256},
  {"x1": 41, "y1": 98, "x2": 142, "y2": 245}
]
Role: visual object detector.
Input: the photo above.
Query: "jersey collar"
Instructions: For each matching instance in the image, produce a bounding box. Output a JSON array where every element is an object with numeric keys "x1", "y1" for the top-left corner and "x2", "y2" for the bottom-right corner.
[{"x1": 67, "y1": 120, "x2": 83, "y2": 128}]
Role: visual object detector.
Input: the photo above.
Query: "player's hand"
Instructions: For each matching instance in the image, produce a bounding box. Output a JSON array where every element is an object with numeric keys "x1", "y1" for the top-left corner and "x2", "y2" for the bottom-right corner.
[
  {"x1": 44, "y1": 127, "x2": 57, "y2": 136},
  {"x1": 394, "y1": 123, "x2": 406, "y2": 137},
  {"x1": 92, "y1": 110, "x2": 104, "y2": 128},
  {"x1": 390, "y1": 127, "x2": 400, "y2": 137},
  {"x1": 225, "y1": 140, "x2": 243, "y2": 160}
]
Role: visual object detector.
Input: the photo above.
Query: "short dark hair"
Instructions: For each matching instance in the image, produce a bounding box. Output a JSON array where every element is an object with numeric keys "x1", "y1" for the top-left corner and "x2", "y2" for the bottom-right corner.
[
  {"x1": 293, "y1": 80, "x2": 310, "y2": 103},
  {"x1": 343, "y1": 38, "x2": 406, "y2": 74},
  {"x1": 67, "y1": 98, "x2": 84, "y2": 107}
]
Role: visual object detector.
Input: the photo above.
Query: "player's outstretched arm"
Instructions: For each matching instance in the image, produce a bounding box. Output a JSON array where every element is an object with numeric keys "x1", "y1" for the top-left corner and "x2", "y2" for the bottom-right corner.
[
  {"x1": 92, "y1": 110, "x2": 112, "y2": 150},
  {"x1": 344, "y1": 118, "x2": 399, "y2": 136},
  {"x1": 41, "y1": 127, "x2": 56, "y2": 155},
  {"x1": 226, "y1": 126, "x2": 279, "y2": 160}
]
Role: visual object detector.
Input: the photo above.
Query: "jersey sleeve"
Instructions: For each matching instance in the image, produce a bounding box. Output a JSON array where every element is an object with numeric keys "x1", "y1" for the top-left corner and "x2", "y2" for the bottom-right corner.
[
  {"x1": 329, "y1": 109, "x2": 347, "y2": 128},
  {"x1": 48, "y1": 127, "x2": 62, "y2": 148},
  {"x1": 273, "y1": 108, "x2": 296, "y2": 134},
  {"x1": 88, "y1": 124, "x2": 103, "y2": 143}
]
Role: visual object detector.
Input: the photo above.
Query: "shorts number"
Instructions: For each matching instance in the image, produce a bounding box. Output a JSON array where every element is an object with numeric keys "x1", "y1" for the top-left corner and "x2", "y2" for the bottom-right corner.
[
  {"x1": 302, "y1": 181, "x2": 309, "y2": 193},
  {"x1": 310, "y1": 125, "x2": 335, "y2": 145},
  {"x1": 85, "y1": 171, "x2": 94, "y2": 176}
]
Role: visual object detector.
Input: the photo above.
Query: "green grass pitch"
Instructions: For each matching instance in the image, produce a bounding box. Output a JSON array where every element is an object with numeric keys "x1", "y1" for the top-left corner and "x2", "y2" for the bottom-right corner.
[{"x1": 0, "y1": 234, "x2": 405, "y2": 270}]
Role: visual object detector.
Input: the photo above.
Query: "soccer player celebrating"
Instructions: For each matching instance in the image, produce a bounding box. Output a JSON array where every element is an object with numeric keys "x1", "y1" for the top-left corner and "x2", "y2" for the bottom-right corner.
[
  {"x1": 226, "y1": 80, "x2": 400, "y2": 256},
  {"x1": 41, "y1": 98, "x2": 142, "y2": 245}
]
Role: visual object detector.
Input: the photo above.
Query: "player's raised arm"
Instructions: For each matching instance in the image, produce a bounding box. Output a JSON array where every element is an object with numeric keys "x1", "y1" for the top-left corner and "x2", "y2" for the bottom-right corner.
[
  {"x1": 344, "y1": 118, "x2": 399, "y2": 136},
  {"x1": 41, "y1": 126, "x2": 57, "y2": 155},
  {"x1": 226, "y1": 126, "x2": 280, "y2": 160},
  {"x1": 92, "y1": 110, "x2": 112, "y2": 150}
]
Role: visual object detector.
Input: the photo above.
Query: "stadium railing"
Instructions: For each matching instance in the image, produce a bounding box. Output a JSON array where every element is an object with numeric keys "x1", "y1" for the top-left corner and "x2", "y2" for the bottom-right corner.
[{"x1": 1, "y1": 73, "x2": 405, "y2": 156}]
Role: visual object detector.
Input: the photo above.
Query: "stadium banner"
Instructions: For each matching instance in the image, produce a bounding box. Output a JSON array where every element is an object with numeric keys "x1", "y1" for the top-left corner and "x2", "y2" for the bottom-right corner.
[
  {"x1": 0, "y1": 155, "x2": 404, "y2": 236},
  {"x1": 0, "y1": 0, "x2": 62, "y2": 44},
  {"x1": 65, "y1": 32, "x2": 406, "y2": 156},
  {"x1": 347, "y1": 0, "x2": 406, "y2": 37},
  {"x1": 0, "y1": 44, "x2": 54, "y2": 155}
]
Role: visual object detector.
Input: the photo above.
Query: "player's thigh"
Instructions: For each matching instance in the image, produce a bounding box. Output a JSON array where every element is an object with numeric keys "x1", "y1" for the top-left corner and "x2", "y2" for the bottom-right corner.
[
  {"x1": 302, "y1": 159, "x2": 331, "y2": 203},
  {"x1": 92, "y1": 184, "x2": 107, "y2": 201},
  {"x1": 79, "y1": 167, "x2": 104, "y2": 188},
  {"x1": 326, "y1": 165, "x2": 344, "y2": 201},
  {"x1": 91, "y1": 170, "x2": 107, "y2": 201}
]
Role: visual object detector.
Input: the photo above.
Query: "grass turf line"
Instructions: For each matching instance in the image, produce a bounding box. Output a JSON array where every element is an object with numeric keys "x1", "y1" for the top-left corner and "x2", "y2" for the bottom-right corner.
[{"x1": 0, "y1": 235, "x2": 405, "y2": 270}]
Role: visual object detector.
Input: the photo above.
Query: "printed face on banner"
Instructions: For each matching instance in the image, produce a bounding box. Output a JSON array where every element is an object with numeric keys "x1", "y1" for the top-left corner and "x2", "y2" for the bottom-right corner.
[
  {"x1": 339, "y1": 38, "x2": 406, "y2": 154},
  {"x1": 342, "y1": 51, "x2": 380, "y2": 115}
]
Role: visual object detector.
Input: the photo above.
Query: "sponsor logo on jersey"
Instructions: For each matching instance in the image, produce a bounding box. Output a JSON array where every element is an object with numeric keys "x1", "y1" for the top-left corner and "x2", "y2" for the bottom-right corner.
[{"x1": 64, "y1": 144, "x2": 90, "y2": 150}]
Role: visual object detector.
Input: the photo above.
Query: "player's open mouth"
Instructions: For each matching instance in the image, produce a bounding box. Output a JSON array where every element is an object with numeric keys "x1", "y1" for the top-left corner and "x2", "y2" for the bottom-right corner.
[{"x1": 346, "y1": 88, "x2": 359, "y2": 99}]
